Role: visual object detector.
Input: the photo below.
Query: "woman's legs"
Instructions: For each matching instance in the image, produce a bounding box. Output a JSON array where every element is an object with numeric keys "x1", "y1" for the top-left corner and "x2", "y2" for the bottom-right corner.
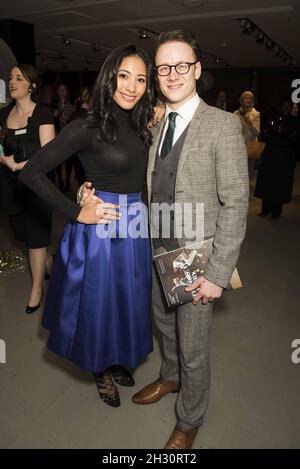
[
  {"x1": 259, "y1": 199, "x2": 271, "y2": 216},
  {"x1": 27, "y1": 247, "x2": 47, "y2": 307},
  {"x1": 271, "y1": 202, "x2": 283, "y2": 219}
]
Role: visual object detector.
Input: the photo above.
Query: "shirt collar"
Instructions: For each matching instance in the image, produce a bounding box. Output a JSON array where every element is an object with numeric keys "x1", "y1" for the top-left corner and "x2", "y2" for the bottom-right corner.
[{"x1": 164, "y1": 93, "x2": 200, "y2": 122}]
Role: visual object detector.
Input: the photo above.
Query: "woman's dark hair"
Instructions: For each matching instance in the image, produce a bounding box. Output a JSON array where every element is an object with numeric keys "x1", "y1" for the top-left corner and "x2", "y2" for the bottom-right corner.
[
  {"x1": 87, "y1": 44, "x2": 154, "y2": 146},
  {"x1": 155, "y1": 30, "x2": 200, "y2": 61},
  {"x1": 11, "y1": 64, "x2": 40, "y2": 101}
]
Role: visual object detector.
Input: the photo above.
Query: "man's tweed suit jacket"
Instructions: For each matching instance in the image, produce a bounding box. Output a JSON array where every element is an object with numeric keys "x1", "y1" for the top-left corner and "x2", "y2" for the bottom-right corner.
[{"x1": 147, "y1": 98, "x2": 249, "y2": 288}]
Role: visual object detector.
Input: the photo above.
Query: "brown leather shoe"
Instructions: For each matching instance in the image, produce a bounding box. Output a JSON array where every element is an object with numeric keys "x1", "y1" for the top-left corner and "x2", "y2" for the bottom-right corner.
[
  {"x1": 132, "y1": 378, "x2": 179, "y2": 404},
  {"x1": 164, "y1": 425, "x2": 199, "y2": 449}
]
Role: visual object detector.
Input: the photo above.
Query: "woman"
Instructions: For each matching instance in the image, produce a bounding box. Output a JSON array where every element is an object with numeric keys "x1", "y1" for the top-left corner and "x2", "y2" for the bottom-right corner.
[
  {"x1": 53, "y1": 83, "x2": 75, "y2": 191},
  {"x1": 19, "y1": 44, "x2": 154, "y2": 407},
  {"x1": 234, "y1": 91, "x2": 260, "y2": 180},
  {"x1": 0, "y1": 64, "x2": 55, "y2": 313},
  {"x1": 255, "y1": 116, "x2": 297, "y2": 218}
]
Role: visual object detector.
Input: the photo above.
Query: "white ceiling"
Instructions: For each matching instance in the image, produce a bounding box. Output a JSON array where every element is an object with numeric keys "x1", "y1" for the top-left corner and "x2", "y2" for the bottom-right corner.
[{"x1": 0, "y1": 0, "x2": 299, "y2": 71}]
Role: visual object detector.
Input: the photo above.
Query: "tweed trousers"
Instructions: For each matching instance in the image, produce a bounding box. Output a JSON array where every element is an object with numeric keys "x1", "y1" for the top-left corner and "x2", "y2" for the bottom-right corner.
[{"x1": 152, "y1": 263, "x2": 213, "y2": 429}]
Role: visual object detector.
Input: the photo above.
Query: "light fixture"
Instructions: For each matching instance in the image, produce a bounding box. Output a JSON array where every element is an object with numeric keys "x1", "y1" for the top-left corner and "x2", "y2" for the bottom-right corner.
[
  {"x1": 62, "y1": 36, "x2": 71, "y2": 46},
  {"x1": 237, "y1": 18, "x2": 293, "y2": 64},
  {"x1": 139, "y1": 29, "x2": 149, "y2": 39},
  {"x1": 254, "y1": 30, "x2": 264, "y2": 43},
  {"x1": 93, "y1": 43, "x2": 101, "y2": 52},
  {"x1": 240, "y1": 18, "x2": 252, "y2": 34},
  {"x1": 264, "y1": 37, "x2": 273, "y2": 49},
  {"x1": 272, "y1": 44, "x2": 280, "y2": 56},
  {"x1": 197, "y1": 49, "x2": 226, "y2": 65}
]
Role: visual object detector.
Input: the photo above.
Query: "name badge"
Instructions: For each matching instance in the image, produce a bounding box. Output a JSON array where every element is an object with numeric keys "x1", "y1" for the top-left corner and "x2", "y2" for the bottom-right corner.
[{"x1": 15, "y1": 129, "x2": 27, "y2": 135}]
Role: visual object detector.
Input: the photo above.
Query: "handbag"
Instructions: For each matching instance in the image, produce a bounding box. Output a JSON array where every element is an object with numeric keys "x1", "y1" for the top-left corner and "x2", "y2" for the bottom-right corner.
[{"x1": 246, "y1": 139, "x2": 266, "y2": 161}]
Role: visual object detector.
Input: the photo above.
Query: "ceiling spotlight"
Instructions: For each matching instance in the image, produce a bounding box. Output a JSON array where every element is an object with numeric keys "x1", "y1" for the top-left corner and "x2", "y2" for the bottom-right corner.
[
  {"x1": 272, "y1": 44, "x2": 280, "y2": 56},
  {"x1": 215, "y1": 57, "x2": 221, "y2": 64},
  {"x1": 139, "y1": 29, "x2": 149, "y2": 39},
  {"x1": 35, "y1": 50, "x2": 40, "y2": 56},
  {"x1": 93, "y1": 43, "x2": 101, "y2": 52},
  {"x1": 254, "y1": 30, "x2": 264, "y2": 43},
  {"x1": 62, "y1": 37, "x2": 71, "y2": 46},
  {"x1": 279, "y1": 49, "x2": 285, "y2": 59},
  {"x1": 264, "y1": 38, "x2": 273, "y2": 49},
  {"x1": 238, "y1": 18, "x2": 294, "y2": 65},
  {"x1": 199, "y1": 52, "x2": 206, "y2": 60},
  {"x1": 240, "y1": 18, "x2": 252, "y2": 34}
]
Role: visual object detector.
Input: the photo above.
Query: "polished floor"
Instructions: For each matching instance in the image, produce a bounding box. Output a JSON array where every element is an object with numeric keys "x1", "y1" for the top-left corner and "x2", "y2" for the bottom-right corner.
[{"x1": 0, "y1": 165, "x2": 300, "y2": 449}]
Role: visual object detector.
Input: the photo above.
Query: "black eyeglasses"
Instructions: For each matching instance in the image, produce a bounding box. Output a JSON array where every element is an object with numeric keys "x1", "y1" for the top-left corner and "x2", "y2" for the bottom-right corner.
[{"x1": 155, "y1": 61, "x2": 198, "y2": 76}]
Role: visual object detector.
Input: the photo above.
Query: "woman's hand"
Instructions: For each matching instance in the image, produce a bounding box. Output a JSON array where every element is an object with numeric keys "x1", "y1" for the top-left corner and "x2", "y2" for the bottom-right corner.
[
  {"x1": 0, "y1": 155, "x2": 17, "y2": 171},
  {"x1": 76, "y1": 188, "x2": 121, "y2": 225},
  {"x1": 148, "y1": 104, "x2": 166, "y2": 128}
]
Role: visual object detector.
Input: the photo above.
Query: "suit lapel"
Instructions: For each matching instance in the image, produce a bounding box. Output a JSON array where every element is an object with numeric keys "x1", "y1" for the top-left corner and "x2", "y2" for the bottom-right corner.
[{"x1": 177, "y1": 98, "x2": 208, "y2": 176}]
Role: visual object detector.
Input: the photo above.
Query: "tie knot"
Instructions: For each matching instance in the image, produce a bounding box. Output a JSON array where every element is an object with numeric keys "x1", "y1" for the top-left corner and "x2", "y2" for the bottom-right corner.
[{"x1": 168, "y1": 112, "x2": 178, "y2": 124}]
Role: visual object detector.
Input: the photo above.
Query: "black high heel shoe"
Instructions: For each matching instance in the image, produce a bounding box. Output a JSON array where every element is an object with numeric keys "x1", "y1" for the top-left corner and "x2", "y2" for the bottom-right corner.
[
  {"x1": 109, "y1": 365, "x2": 135, "y2": 387},
  {"x1": 26, "y1": 288, "x2": 43, "y2": 314},
  {"x1": 94, "y1": 371, "x2": 120, "y2": 407}
]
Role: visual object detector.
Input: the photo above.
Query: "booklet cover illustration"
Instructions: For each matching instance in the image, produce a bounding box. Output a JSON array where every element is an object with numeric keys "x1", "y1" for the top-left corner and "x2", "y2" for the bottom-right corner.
[{"x1": 153, "y1": 239, "x2": 242, "y2": 307}]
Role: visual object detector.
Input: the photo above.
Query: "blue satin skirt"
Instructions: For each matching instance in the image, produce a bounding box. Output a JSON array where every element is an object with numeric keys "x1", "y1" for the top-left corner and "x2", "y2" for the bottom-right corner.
[{"x1": 43, "y1": 191, "x2": 153, "y2": 372}]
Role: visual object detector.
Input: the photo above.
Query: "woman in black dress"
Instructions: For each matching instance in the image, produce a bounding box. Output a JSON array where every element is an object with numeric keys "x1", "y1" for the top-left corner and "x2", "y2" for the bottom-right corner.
[{"x1": 0, "y1": 64, "x2": 55, "y2": 313}]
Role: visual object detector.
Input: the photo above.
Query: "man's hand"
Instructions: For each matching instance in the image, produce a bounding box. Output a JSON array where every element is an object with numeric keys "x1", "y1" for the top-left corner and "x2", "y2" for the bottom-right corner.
[
  {"x1": 76, "y1": 188, "x2": 120, "y2": 225},
  {"x1": 148, "y1": 104, "x2": 166, "y2": 128},
  {"x1": 185, "y1": 276, "x2": 223, "y2": 305},
  {"x1": 78, "y1": 181, "x2": 102, "y2": 206}
]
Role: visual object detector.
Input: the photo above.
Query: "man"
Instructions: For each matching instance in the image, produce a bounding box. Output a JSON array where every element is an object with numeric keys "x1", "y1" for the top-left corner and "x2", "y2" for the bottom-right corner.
[
  {"x1": 80, "y1": 30, "x2": 248, "y2": 449},
  {"x1": 214, "y1": 89, "x2": 229, "y2": 111},
  {"x1": 131, "y1": 30, "x2": 249, "y2": 449}
]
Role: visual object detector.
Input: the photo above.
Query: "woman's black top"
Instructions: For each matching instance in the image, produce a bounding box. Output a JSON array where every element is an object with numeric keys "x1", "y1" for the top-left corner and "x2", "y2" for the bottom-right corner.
[
  {"x1": 20, "y1": 104, "x2": 149, "y2": 220},
  {"x1": 0, "y1": 103, "x2": 54, "y2": 161}
]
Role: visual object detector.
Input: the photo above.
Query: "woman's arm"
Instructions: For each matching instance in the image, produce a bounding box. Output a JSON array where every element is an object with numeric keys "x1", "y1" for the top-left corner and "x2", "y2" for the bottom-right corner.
[
  {"x1": 19, "y1": 120, "x2": 119, "y2": 224},
  {"x1": 39, "y1": 123, "x2": 56, "y2": 146}
]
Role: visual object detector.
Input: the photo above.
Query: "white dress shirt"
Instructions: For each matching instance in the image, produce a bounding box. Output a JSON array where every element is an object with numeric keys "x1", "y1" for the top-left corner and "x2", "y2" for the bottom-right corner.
[{"x1": 159, "y1": 93, "x2": 200, "y2": 155}]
